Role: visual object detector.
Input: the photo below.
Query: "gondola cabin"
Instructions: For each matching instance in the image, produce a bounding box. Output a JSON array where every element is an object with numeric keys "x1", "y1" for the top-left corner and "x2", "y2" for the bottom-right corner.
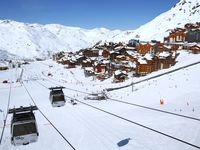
[
  {"x1": 8, "y1": 106, "x2": 39, "y2": 146},
  {"x1": 49, "y1": 87, "x2": 66, "y2": 107}
]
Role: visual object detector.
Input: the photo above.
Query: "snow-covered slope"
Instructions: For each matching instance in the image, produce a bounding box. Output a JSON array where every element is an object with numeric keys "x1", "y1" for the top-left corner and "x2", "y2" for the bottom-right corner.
[
  {"x1": 0, "y1": 20, "x2": 121, "y2": 58},
  {"x1": 113, "y1": 0, "x2": 200, "y2": 42},
  {"x1": 0, "y1": 51, "x2": 200, "y2": 150}
]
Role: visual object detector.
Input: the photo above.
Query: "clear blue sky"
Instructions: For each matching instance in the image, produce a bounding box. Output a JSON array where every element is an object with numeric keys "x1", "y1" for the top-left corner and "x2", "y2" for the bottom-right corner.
[{"x1": 0, "y1": 0, "x2": 179, "y2": 30}]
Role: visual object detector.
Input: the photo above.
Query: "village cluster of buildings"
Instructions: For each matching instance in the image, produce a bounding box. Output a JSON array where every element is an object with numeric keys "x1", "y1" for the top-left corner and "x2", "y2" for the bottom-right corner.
[{"x1": 53, "y1": 22, "x2": 200, "y2": 83}]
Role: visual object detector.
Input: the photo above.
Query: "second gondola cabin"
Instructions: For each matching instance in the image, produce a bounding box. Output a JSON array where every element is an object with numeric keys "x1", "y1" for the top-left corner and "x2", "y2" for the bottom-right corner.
[
  {"x1": 8, "y1": 106, "x2": 39, "y2": 146},
  {"x1": 49, "y1": 87, "x2": 66, "y2": 107}
]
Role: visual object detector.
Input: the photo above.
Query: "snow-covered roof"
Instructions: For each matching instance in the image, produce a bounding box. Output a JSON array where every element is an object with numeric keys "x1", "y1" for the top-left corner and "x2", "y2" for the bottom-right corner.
[
  {"x1": 0, "y1": 62, "x2": 8, "y2": 67},
  {"x1": 144, "y1": 53, "x2": 153, "y2": 60},
  {"x1": 71, "y1": 56, "x2": 77, "y2": 61},
  {"x1": 61, "y1": 56, "x2": 69, "y2": 61},
  {"x1": 126, "y1": 50, "x2": 140, "y2": 58},
  {"x1": 158, "y1": 51, "x2": 171, "y2": 58},
  {"x1": 116, "y1": 55, "x2": 125, "y2": 58},
  {"x1": 84, "y1": 67, "x2": 94, "y2": 71},
  {"x1": 110, "y1": 50, "x2": 119, "y2": 54},
  {"x1": 138, "y1": 58, "x2": 147, "y2": 64},
  {"x1": 125, "y1": 46, "x2": 136, "y2": 50},
  {"x1": 102, "y1": 60, "x2": 110, "y2": 64},
  {"x1": 114, "y1": 70, "x2": 121, "y2": 76},
  {"x1": 128, "y1": 61, "x2": 136, "y2": 68},
  {"x1": 114, "y1": 46, "x2": 124, "y2": 50},
  {"x1": 75, "y1": 54, "x2": 84, "y2": 59}
]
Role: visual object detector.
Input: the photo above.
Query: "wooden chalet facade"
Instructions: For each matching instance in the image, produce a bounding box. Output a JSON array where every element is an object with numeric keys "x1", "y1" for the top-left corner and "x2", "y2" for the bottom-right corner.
[
  {"x1": 65, "y1": 61, "x2": 76, "y2": 68},
  {"x1": 136, "y1": 52, "x2": 176, "y2": 76},
  {"x1": 82, "y1": 49, "x2": 99, "y2": 57},
  {"x1": 113, "y1": 70, "x2": 127, "y2": 83},
  {"x1": 94, "y1": 63, "x2": 107, "y2": 74},
  {"x1": 164, "y1": 30, "x2": 186, "y2": 43},
  {"x1": 136, "y1": 43, "x2": 153, "y2": 55},
  {"x1": 153, "y1": 42, "x2": 168, "y2": 53},
  {"x1": 102, "y1": 48, "x2": 110, "y2": 58}
]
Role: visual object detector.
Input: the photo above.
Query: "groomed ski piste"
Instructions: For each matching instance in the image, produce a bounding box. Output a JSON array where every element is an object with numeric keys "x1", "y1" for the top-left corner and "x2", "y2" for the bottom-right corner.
[{"x1": 0, "y1": 50, "x2": 200, "y2": 150}]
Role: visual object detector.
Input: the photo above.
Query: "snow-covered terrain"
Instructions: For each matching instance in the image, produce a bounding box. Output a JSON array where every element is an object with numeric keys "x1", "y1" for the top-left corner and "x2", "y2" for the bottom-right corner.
[
  {"x1": 0, "y1": 20, "x2": 121, "y2": 58},
  {"x1": 1, "y1": 0, "x2": 200, "y2": 59},
  {"x1": 0, "y1": 50, "x2": 200, "y2": 150}
]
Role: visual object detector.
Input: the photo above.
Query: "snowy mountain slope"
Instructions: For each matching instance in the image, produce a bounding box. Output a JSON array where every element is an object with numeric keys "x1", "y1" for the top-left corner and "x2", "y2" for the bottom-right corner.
[
  {"x1": 0, "y1": 20, "x2": 121, "y2": 58},
  {"x1": 113, "y1": 0, "x2": 200, "y2": 42},
  {"x1": 0, "y1": 0, "x2": 200, "y2": 59}
]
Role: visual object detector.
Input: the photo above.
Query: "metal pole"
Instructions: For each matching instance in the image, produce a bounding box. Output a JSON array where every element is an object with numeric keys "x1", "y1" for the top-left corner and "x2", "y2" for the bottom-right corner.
[{"x1": 132, "y1": 81, "x2": 134, "y2": 92}]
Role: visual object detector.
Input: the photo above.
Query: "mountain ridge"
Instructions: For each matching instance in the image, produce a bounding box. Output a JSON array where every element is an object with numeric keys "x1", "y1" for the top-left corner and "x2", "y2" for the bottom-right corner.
[{"x1": 0, "y1": 0, "x2": 200, "y2": 59}]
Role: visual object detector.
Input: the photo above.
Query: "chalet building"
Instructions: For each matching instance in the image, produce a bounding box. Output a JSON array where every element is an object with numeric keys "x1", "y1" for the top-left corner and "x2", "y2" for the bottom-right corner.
[
  {"x1": 164, "y1": 31, "x2": 186, "y2": 43},
  {"x1": 118, "y1": 48, "x2": 127, "y2": 55},
  {"x1": 84, "y1": 67, "x2": 94, "y2": 77},
  {"x1": 114, "y1": 42, "x2": 124, "y2": 49},
  {"x1": 110, "y1": 62, "x2": 120, "y2": 70},
  {"x1": 189, "y1": 45, "x2": 200, "y2": 54},
  {"x1": 81, "y1": 59, "x2": 93, "y2": 68},
  {"x1": 116, "y1": 55, "x2": 126, "y2": 62},
  {"x1": 126, "y1": 50, "x2": 140, "y2": 63},
  {"x1": 156, "y1": 51, "x2": 176, "y2": 70},
  {"x1": 169, "y1": 44, "x2": 180, "y2": 51},
  {"x1": 65, "y1": 61, "x2": 76, "y2": 68},
  {"x1": 184, "y1": 23, "x2": 199, "y2": 31},
  {"x1": 94, "y1": 63, "x2": 107, "y2": 74},
  {"x1": 186, "y1": 29, "x2": 200, "y2": 43},
  {"x1": 119, "y1": 62, "x2": 135, "y2": 72},
  {"x1": 135, "y1": 58, "x2": 151, "y2": 76},
  {"x1": 110, "y1": 51, "x2": 120, "y2": 61},
  {"x1": 82, "y1": 49, "x2": 99, "y2": 57},
  {"x1": 153, "y1": 42, "x2": 168, "y2": 53},
  {"x1": 59, "y1": 57, "x2": 69, "y2": 65},
  {"x1": 136, "y1": 43, "x2": 153, "y2": 55},
  {"x1": 53, "y1": 52, "x2": 65, "y2": 61},
  {"x1": 185, "y1": 23, "x2": 196, "y2": 30},
  {"x1": 76, "y1": 55, "x2": 87, "y2": 65},
  {"x1": 135, "y1": 52, "x2": 177, "y2": 76},
  {"x1": 102, "y1": 48, "x2": 110, "y2": 58},
  {"x1": 113, "y1": 70, "x2": 127, "y2": 83},
  {"x1": 127, "y1": 39, "x2": 139, "y2": 47}
]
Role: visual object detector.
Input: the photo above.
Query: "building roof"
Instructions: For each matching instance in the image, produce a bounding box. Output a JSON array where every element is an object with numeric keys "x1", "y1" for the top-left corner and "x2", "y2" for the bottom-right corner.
[
  {"x1": 158, "y1": 51, "x2": 171, "y2": 58},
  {"x1": 138, "y1": 58, "x2": 147, "y2": 64},
  {"x1": 144, "y1": 53, "x2": 153, "y2": 60},
  {"x1": 84, "y1": 67, "x2": 94, "y2": 72},
  {"x1": 114, "y1": 70, "x2": 127, "y2": 76}
]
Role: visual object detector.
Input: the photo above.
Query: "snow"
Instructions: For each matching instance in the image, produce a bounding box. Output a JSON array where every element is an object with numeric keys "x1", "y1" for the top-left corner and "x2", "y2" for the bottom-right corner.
[
  {"x1": 138, "y1": 58, "x2": 147, "y2": 64},
  {"x1": 144, "y1": 53, "x2": 153, "y2": 60},
  {"x1": 0, "y1": 20, "x2": 121, "y2": 59},
  {"x1": 0, "y1": 50, "x2": 199, "y2": 150},
  {"x1": 114, "y1": 70, "x2": 122, "y2": 76},
  {"x1": 158, "y1": 51, "x2": 171, "y2": 58}
]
